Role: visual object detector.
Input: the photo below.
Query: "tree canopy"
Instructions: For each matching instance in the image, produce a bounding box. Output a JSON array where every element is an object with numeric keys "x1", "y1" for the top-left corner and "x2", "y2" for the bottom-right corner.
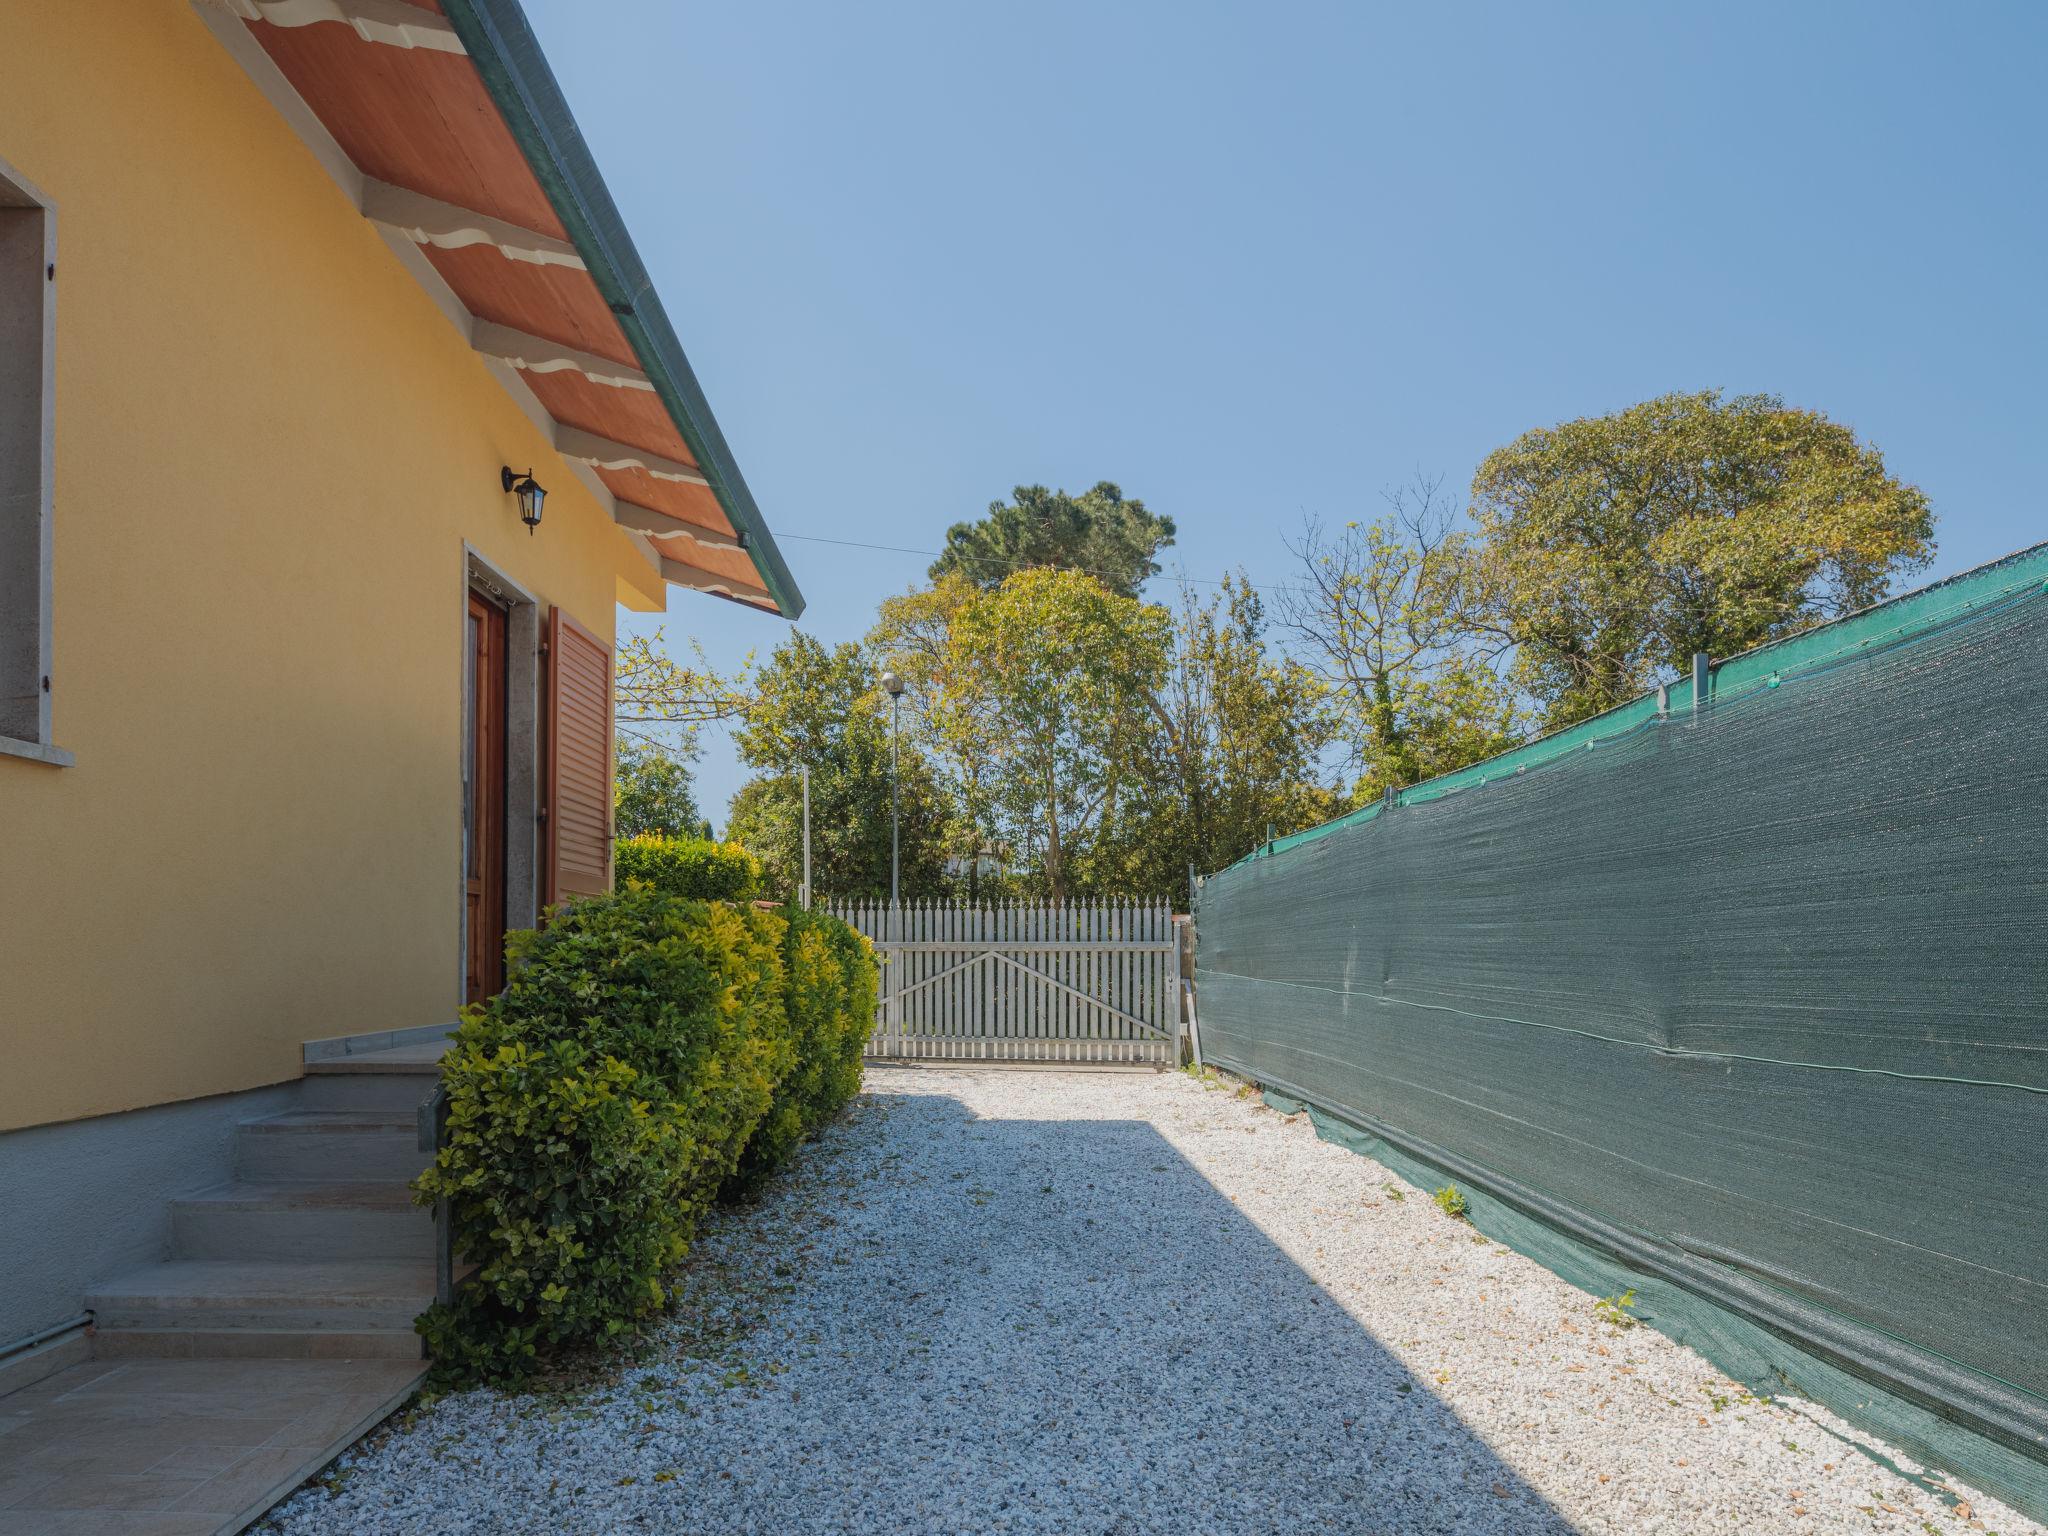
[
  {"x1": 875, "y1": 568, "x2": 1338, "y2": 902},
  {"x1": 614, "y1": 627, "x2": 753, "y2": 731},
  {"x1": 620, "y1": 394, "x2": 1941, "y2": 899},
  {"x1": 721, "y1": 632, "x2": 953, "y2": 901},
  {"x1": 1100, "y1": 577, "x2": 1339, "y2": 900},
  {"x1": 612, "y1": 736, "x2": 707, "y2": 840},
  {"x1": 878, "y1": 567, "x2": 1173, "y2": 903},
  {"x1": 929, "y1": 482, "x2": 1175, "y2": 598},
  {"x1": 1280, "y1": 478, "x2": 1525, "y2": 795},
  {"x1": 1467, "y1": 391, "x2": 1934, "y2": 727}
]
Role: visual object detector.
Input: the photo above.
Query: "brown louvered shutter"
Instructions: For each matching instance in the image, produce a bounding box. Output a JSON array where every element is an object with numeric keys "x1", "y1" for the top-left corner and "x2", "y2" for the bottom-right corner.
[{"x1": 543, "y1": 606, "x2": 613, "y2": 906}]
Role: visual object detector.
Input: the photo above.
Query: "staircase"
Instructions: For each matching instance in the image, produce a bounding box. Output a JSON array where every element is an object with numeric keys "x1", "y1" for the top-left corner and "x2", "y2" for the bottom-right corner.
[{"x1": 85, "y1": 1043, "x2": 445, "y2": 1361}]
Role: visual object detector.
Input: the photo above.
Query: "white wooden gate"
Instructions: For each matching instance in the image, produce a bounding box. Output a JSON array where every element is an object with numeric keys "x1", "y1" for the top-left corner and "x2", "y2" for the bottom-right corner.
[{"x1": 828, "y1": 899, "x2": 1182, "y2": 1064}]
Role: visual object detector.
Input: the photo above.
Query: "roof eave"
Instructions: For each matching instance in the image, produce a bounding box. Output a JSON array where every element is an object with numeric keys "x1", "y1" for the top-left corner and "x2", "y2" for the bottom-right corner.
[{"x1": 439, "y1": 0, "x2": 805, "y2": 621}]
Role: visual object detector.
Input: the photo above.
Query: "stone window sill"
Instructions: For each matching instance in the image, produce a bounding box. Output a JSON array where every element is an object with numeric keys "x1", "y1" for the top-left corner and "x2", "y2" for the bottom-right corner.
[{"x1": 0, "y1": 735, "x2": 73, "y2": 767}]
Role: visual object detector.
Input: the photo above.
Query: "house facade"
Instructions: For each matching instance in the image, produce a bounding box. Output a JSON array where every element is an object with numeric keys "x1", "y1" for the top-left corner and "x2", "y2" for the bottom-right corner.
[{"x1": 0, "y1": 0, "x2": 800, "y2": 1363}]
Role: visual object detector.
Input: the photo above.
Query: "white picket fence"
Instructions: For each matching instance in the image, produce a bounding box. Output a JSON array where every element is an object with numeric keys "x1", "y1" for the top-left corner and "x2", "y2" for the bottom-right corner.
[{"x1": 827, "y1": 899, "x2": 1183, "y2": 1064}]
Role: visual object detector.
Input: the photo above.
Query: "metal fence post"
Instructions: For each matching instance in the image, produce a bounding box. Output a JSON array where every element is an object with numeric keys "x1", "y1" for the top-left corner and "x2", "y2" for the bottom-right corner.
[
  {"x1": 886, "y1": 899, "x2": 902, "y2": 1055},
  {"x1": 1166, "y1": 915, "x2": 1185, "y2": 1067}
]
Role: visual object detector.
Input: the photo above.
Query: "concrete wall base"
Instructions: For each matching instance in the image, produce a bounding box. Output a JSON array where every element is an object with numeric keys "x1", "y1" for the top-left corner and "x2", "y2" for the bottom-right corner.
[
  {"x1": 0, "y1": 1326, "x2": 91, "y2": 1401},
  {"x1": 0, "y1": 1080, "x2": 300, "y2": 1344}
]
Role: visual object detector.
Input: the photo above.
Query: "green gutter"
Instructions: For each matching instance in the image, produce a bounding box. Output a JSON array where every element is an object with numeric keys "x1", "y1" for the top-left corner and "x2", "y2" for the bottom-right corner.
[{"x1": 439, "y1": 0, "x2": 805, "y2": 620}]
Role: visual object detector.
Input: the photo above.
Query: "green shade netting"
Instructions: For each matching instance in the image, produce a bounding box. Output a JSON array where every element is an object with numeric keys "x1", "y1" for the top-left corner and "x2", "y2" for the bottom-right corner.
[{"x1": 1198, "y1": 544, "x2": 2048, "y2": 1522}]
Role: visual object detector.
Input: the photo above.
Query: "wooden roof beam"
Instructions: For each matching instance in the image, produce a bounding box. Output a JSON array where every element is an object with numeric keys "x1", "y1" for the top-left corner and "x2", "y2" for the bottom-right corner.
[
  {"x1": 612, "y1": 502, "x2": 744, "y2": 551},
  {"x1": 215, "y1": 0, "x2": 466, "y2": 53},
  {"x1": 472, "y1": 321, "x2": 652, "y2": 392},
  {"x1": 362, "y1": 178, "x2": 585, "y2": 270},
  {"x1": 552, "y1": 425, "x2": 709, "y2": 487},
  {"x1": 660, "y1": 558, "x2": 774, "y2": 607}
]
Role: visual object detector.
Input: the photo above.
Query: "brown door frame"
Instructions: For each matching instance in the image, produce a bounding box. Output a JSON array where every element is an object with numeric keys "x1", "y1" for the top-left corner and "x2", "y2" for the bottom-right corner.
[
  {"x1": 459, "y1": 549, "x2": 542, "y2": 1009},
  {"x1": 464, "y1": 589, "x2": 509, "y2": 1004}
]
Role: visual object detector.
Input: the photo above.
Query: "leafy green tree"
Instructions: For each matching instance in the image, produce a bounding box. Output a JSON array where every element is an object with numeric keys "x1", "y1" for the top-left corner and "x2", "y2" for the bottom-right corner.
[
  {"x1": 1468, "y1": 390, "x2": 1935, "y2": 727},
  {"x1": 612, "y1": 625, "x2": 744, "y2": 838},
  {"x1": 930, "y1": 481, "x2": 1175, "y2": 598},
  {"x1": 917, "y1": 568, "x2": 1173, "y2": 903},
  {"x1": 613, "y1": 736, "x2": 708, "y2": 840},
  {"x1": 1279, "y1": 479, "x2": 1525, "y2": 795},
  {"x1": 723, "y1": 632, "x2": 953, "y2": 902},
  {"x1": 1095, "y1": 577, "x2": 1339, "y2": 901},
  {"x1": 869, "y1": 574, "x2": 1007, "y2": 872},
  {"x1": 614, "y1": 627, "x2": 753, "y2": 731}
]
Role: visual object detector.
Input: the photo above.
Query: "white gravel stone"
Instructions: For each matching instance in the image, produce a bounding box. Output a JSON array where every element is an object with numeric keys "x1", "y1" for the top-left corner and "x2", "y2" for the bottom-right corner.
[{"x1": 260, "y1": 1067, "x2": 2043, "y2": 1535}]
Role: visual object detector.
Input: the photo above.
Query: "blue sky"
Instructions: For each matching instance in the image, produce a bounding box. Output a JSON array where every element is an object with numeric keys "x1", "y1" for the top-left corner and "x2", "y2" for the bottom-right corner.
[{"x1": 524, "y1": 0, "x2": 2048, "y2": 826}]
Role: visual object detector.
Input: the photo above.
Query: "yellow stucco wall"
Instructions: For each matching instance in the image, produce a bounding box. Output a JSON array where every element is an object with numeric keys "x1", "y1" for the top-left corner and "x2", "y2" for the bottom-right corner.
[{"x1": 0, "y1": 1, "x2": 668, "y2": 1130}]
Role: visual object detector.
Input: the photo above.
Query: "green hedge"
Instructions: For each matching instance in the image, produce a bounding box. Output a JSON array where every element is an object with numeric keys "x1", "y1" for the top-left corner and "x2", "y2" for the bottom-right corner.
[
  {"x1": 413, "y1": 888, "x2": 875, "y2": 1382},
  {"x1": 733, "y1": 908, "x2": 879, "y2": 1189},
  {"x1": 612, "y1": 834, "x2": 761, "y2": 901}
]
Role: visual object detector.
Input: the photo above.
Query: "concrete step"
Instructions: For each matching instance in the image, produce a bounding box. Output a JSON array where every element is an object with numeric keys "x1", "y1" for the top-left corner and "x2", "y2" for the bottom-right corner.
[
  {"x1": 301, "y1": 1040, "x2": 446, "y2": 1112},
  {"x1": 172, "y1": 1180, "x2": 435, "y2": 1263},
  {"x1": 318, "y1": 1041, "x2": 450, "y2": 1067},
  {"x1": 300, "y1": 1066, "x2": 440, "y2": 1113},
  {"x1": 237, "y1": 1110, "x2": 426, "y2": 1184},
  {"x1": 84, "y1": 1259, "x2": 436, "y2": 1345}
]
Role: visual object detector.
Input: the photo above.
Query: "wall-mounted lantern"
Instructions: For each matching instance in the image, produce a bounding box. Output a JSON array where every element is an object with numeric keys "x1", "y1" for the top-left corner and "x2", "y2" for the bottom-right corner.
[{"x1": 501, "y1": 466, "x2": 546, "y2": 534}]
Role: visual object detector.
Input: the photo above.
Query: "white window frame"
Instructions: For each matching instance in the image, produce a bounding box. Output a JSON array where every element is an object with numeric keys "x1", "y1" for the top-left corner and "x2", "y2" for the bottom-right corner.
[{"x1": 0, "y1": 152, "x2": 63, "y2": 766}]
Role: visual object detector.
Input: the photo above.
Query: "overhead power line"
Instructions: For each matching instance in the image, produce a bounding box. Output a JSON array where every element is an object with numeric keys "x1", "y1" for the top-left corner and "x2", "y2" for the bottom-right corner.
[{"x1": 772, "y1": 531, "x2": 1311, "y2": 597}]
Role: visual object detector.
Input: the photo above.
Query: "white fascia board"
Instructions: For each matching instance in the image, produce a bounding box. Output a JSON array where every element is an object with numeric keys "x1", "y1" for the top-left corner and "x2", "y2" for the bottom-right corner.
[
  {"x1": 362, "y1": 179, "x2": 585, "y2": 269},
  {"x1": 659, "y1": 558, "x2": 772, "y2": 605},
  {"x1": 206, "y1": 0, "x2": 466, "y2": 54},
  {"x1": 471, "y1": 320, "x2": 653, "y2": 393},
  {"x1": 612, "y1": 501, "x2": 744, "y2": 551},
  {"x1": 552, "y1": 425, "x2": 709, "y2": 486}
]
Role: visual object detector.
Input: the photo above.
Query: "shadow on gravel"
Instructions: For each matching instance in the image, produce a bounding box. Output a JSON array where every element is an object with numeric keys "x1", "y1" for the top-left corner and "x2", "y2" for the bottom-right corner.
[{"x1": 751, "y1": 1086, "x2": 1579, "y2": 1536}]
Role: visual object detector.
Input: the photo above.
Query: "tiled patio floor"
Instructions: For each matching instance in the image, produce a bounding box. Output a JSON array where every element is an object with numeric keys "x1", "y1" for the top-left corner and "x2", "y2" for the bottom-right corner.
[{"x1": 0, "y1": 1357, "x2": 423, "y2": 1535}]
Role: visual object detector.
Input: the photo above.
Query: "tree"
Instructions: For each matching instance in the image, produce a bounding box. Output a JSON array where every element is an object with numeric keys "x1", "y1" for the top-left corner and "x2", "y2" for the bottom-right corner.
[
  {"x1": 1099, "y1": 576, "x2": 1338, "y2": 902},
  {"x1": 1467, "y1": 391, "x2": 1935, "y2": 727},
  {"x1": 1278, "y1": 478, "x2": 1525, "y2": 795},
  {"x1": 722, "y1": 632, "x2": 953, "y2": 901},
  {"x1": 613, "y1": 736, "x2": 707, "y2": 840},
  {"x1": 614, "y1": 627, "x2": 753, "y2": 732},
  {"x1": 916, "y1": 568, "x2": 1173, "y2": 903},
  {"x1": 930, "y1": 482, "x2": 1176, "y2": 598},
  {"x1": 869, "y1": 573, "x2": 1009, "y2": 875}
]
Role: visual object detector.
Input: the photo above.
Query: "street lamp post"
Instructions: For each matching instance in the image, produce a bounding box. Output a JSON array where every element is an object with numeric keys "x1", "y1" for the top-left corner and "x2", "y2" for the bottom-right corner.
[
  {"x1": 880, "y1": 670, "x2": 904, "y2": 907},
  {"x1": 800, "y1": 763, "x2": 811, "y2": 910}
]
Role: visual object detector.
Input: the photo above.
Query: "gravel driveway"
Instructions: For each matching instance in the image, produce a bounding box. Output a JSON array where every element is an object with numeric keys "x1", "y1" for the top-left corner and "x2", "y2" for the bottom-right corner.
[{"x1": 265, "y1": 1066, "x2": 2040, "y2": 1535}]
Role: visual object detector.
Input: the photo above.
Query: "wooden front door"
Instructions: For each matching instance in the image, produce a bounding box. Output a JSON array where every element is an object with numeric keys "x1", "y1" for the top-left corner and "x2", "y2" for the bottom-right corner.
[{"x1": 464, "y1": 591, "x2": 509, "y2": 1004}]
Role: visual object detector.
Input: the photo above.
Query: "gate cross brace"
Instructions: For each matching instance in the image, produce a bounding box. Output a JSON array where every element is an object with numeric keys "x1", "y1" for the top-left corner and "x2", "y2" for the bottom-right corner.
[{"x1": 882, "y1": 947, "x2": 1170, "y2": 1038}]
